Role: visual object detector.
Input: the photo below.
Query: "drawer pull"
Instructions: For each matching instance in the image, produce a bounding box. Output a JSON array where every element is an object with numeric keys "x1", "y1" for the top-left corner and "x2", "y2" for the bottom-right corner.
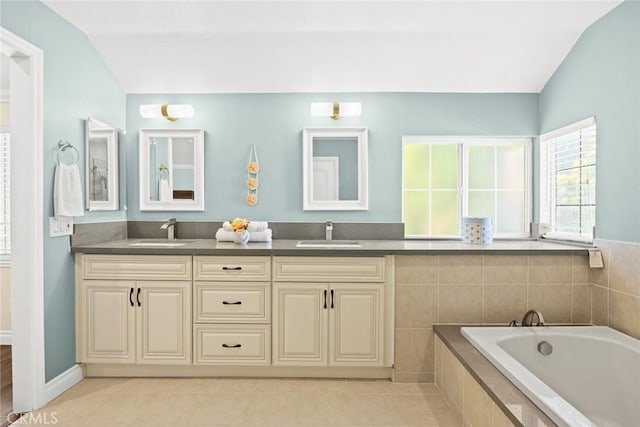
[
  {"x1": 222, "y1": 343, "x2": 242, "y2": 348},
  {"x1": 222, "y1": 266, "x2": 242, "y2": 271},
  {"x1": 323, "y1": 289, "x2": 327, "y2": 309},
  {"x1": 222, "y1": 301, "x2": 242, "y2": 305},
  {"x1": 330, "y1": 289, "x2": 334, "y2": 309},
  {"x1": 137, "y1": 288, "x2": 142, "y2": 307}
]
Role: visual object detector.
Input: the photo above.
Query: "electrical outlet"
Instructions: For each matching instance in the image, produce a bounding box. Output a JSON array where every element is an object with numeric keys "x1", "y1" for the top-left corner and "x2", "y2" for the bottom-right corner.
[{"x1": 49, "y1": 216, "x2": 74, "y2": 237}]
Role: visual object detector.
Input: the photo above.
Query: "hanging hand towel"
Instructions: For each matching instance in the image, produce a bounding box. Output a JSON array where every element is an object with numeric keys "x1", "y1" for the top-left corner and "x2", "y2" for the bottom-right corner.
[
  {"x1": 54, "y1": 163, "x2": 84, "y2": 217},
  {"x1": 159, "y1": 178, "x2": 172, "y2": 202}
]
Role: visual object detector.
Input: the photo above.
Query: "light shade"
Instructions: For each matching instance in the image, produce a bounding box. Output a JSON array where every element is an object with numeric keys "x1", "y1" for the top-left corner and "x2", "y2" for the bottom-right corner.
[
  {"x1": 310, "y1": 102, "x2": 361, "y2": 120},
  {"x1": 139, "y1": 104, "x2": 194, "y2": 121}
]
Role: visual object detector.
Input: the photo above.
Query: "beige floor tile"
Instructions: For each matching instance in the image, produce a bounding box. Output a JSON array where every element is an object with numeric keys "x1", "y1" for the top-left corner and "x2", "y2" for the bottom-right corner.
[
  {"x1": 107, "y1": 377, "x2": 177, "y2": 393},
  {"x1": 297, "y1": 378, "x2": 347, "y2": 393},
  {"x1": 255, "y1": 379, "x2": 302, "y2": 392},
  {"x1": 392, "y1": 383, "x2": 440, "y2": 396},
  {"x1": 187, "y1": 393, "x2": 250, "y2": 426},
  {"x1": 338, "y1": 380, "x2": 394, "y2": 394},
  {"x1": 170, "y1": 378, "x2": 220, "y2": 393},
  {"x1": 242, "y1": 392, "x2": 300, "y2": 426},
  {"x1": 208, "y1": 378, "x2": 258, "y2": 392},
  {"x1": 396, "y1": 394, "x2": 461, "y2": 426}
]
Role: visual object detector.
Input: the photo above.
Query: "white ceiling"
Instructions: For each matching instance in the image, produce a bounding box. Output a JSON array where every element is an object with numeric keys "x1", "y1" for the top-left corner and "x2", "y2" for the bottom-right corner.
[{"x1": 42, "y1": 0, "x2": 622, "y2": 94}]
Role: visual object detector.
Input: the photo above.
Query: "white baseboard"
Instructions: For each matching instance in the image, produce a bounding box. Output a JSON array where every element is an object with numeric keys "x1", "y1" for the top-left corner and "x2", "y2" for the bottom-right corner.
[
  {"x1": 0, "y1": 330, "x2": 11, "y2": 345},
  {"x1": 44, "y1": 364, "x2": 84, "y2": 404}
]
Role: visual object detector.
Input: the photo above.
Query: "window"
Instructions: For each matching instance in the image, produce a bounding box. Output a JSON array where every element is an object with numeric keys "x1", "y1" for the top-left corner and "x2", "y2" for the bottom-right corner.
[
  {"x1": 0, "y1": 131, "x2": 9, "y2": 262},
  {"x1": 402, "y1": 137, "x2": 531, "y2": 238},
  {"x1": 540, "y1": 117, "x2": 596, "y2": 242}
]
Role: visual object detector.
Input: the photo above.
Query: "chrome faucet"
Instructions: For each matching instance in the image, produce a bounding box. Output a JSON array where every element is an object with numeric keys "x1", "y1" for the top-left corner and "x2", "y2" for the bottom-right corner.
[
  {"x1": 521, "y1": 309, "x2": 545, "y2": 327},
  {"x1": 161, "y1": 218, "x2": 177, "y2": 240},
  {"x1": 325, "y1": 219, "x2": 333, "y2": 241}
]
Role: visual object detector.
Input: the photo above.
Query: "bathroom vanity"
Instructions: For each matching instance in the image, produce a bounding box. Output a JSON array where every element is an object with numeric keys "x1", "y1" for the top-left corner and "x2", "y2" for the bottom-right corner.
[{"x1": 74, "y1": 248, "x2": 395, "y2": 378}]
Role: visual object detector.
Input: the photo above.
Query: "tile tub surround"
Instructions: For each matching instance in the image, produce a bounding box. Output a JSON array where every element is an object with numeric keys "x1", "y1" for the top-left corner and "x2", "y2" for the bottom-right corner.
[
  {"x1": 591, "y1": 239, "x2": 640, "y2": 339},
  {"x1": 434, "y1": 325, "x2": 554, "y2": 427},
  {"x1": 393, "y1": 254, "x2": 590, "y2": 383}
]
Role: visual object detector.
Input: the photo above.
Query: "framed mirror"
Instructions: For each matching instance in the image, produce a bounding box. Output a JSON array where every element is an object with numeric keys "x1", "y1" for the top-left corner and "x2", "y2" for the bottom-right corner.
[
  {"x1": 302, "y1": 127, "x2": 368, "y2": 210},
  {"x1": 139, "y1": 128, "x2": 205, "y2": 211},
  {"x1": 85, "y1": 118, "x2": 119, "y2": 211}
]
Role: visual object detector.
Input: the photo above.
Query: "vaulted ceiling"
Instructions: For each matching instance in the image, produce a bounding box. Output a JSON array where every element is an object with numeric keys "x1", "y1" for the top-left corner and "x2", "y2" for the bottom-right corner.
[{"x1": 42, "y1": 0, "x2": 622, "y2": 94}]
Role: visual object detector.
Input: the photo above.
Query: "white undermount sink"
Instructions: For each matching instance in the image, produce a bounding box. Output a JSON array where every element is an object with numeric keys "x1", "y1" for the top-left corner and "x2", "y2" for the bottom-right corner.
[
  {"x1": 128, "y1": 240, "x2": 193, "y2": 247},
  {"x1": 296, "y1": 240, "x2": 362, "y2": 248}
]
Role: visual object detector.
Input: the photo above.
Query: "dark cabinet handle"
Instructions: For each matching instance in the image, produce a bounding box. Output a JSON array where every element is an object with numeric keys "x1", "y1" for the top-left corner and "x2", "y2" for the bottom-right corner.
[
  {"x1": 222, "y1": 266, "x2": 242, "y2": 271},
  {"x1": 222, "y1": 301, "x2": 242, "y2": 305},
  {"x1": 129, "y1": 287, "x2": 134, "y2": 307},
  {"x1": 222, "y1": 343, "x2": 242, "y2": 348},
  {"x1": 136, "y1": 288, "x2": 141, "y2": 307},
  {"x1": 323, "y1": 289, "x2": 327, "y2": 309},
  {"x1": 330, "y1": 289, "x2": 334, "y2": 309}
]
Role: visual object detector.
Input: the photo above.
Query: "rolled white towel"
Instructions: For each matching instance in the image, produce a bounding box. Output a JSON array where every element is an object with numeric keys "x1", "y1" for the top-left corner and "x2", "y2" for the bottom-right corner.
[
  {"x1": 223, "y1": 221, "x2": 269, "y2": 232},
  {"x1": 215, "y1": 229, "x2": 236, "y2": 242},
  {"x1": 249, "y1": 229, "x2": 272, "y2": 243}
]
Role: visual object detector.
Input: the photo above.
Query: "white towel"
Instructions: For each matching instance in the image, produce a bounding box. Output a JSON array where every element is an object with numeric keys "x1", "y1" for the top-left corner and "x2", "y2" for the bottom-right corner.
[
  {"x1": 215, "y1": 228, "x2": 273, "y2": 243},
  {"x1": 54, "y1": 163, "x2": 84, "y2": 217},
  {"x1": 159, "y1": 178, "x2": 172, "y2": 202},
  {"x1": 249, "y1": 229, "x2": 272, "y2": 242},
  {"x1": 215, "y1": 229, "x2": 236, "y2": 242},
  {"x1": 222, "y1": 221, "x2": 269, "y2": 232}
]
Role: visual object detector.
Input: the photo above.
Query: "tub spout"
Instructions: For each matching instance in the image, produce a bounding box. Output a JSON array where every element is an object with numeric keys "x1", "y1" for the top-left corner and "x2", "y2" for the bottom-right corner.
[{"x1": 521, "y1": 309, "x2": 545, "y2": 327}]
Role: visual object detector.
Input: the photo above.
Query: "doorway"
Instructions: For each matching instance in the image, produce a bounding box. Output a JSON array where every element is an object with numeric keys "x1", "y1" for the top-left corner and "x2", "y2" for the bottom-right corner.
[{"x1": 0, "y1": 26, "x2": 46, "y2": 420}]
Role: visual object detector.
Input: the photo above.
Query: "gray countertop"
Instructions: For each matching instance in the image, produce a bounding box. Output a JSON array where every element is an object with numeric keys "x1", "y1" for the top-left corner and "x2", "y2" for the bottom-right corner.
[{"x1": 71, "y1": 238, "x2": 590, "y2": 256}]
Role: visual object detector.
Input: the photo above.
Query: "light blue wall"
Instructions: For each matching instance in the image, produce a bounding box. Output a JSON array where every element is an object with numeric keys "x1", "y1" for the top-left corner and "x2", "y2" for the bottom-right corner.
[
  {"x1": 126, "y1": 93, "x2": 539, "y2": 222},
  {"x1": 1, "y1": 1, "x2": 126, "y2": 381},
  {"x1": 540, "y1": 1, "x2": 640, "y2": 243}
]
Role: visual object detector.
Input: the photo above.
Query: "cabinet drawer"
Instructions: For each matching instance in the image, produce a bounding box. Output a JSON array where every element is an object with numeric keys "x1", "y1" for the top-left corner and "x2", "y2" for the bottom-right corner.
[
  {"x1": 81, "y1": 255, "x2": 192, "y2": 280},
  {"x1": 194, "y1": 256, "x2": 270, "y2": 281},
  {"x1": 273, "y1": 257, "x2": 385, "y2": 282},
  {"x1": 194, "y1": 325, "x2": 270, "y2": 365},
  {"x1": 194, "y1": 282, "x2": 270, "y2": 323}
]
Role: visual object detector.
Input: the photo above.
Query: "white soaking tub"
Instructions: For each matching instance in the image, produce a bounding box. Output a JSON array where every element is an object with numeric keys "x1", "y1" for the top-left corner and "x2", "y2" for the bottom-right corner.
[{"x1": 461, "y1": 326, "x2": 640, "y2": 427}]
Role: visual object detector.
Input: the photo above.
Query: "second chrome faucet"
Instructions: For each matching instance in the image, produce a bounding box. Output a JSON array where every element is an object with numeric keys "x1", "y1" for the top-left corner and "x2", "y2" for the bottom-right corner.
[
  {"x1": 161, "y1": 218, "x2": 177, "y2": 240},
  {"x1": 325, "y1": 219, "x2": 333, "y2": 241}
]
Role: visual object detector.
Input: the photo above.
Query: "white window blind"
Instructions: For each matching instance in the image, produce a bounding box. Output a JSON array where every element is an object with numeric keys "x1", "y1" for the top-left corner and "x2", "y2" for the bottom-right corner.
[
  {"x1": 540, "y1": 117, "x2": 596, "y2": 242},
  {"x1": 0, "y1": 132, "x2": 9, "y2": 258}
]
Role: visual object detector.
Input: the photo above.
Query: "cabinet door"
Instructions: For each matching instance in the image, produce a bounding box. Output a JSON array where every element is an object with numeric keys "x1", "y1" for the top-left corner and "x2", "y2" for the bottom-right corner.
[
  {"x1": 136, "y1": 281, "x2": 191, "y2": 364},
  {"x1": 272, "y1": 283, "x2": 328, "y2": 366},
  {"x1": 329, "y1": 283, "x2": 384, "y2": 366},
  {"x1": 80, "y1": 281, "x2": 136, "y2": 363}
]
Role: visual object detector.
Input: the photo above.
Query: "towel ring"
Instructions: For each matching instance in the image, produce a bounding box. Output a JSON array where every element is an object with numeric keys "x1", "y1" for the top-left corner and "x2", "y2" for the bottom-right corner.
[{"x1": 57, "y1": 140, "x2": 80, "y2": 165}]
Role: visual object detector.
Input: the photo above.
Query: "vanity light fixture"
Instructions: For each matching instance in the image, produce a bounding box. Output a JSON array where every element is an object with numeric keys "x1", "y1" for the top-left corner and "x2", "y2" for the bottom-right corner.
[
  {"x1": 310, "y1": 102, "x2": 361, "y2": 120},
  {"x1": 139, "y1": 104, "x2": 194, "y2": 121}
]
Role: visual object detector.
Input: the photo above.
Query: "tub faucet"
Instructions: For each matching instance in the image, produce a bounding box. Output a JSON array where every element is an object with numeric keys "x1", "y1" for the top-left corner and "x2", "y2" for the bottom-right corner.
[
  {"x1": 325, "y1": 219, "x2": 333, "y2": 241},
  {"x1": 161, "y1": 218, "x2": 177, "y2": 240},
  {"x1": 521, "y1": 309, "x2": 545, "y2": 327}
]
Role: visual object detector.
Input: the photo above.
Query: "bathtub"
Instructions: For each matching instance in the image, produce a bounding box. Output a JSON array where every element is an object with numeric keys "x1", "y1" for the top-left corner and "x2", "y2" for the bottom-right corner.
[{"x1": 461, "y1": 326, "x2": 640, "y2": 427}]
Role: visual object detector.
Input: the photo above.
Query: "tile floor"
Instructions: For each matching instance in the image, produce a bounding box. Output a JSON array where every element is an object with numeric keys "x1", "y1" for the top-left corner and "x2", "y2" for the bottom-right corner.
[{"x1": 16, "y1": 378, "x2": 460, "y2": 426}]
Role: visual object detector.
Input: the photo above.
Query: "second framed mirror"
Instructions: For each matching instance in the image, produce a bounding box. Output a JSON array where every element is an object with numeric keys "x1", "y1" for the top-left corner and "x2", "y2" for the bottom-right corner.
[
  {"x1": 139, "y1": 128, "x2": 205, "y2": 211},
  {"x1": 302, "y1": 127, "x2": 368, "y2": 210}
]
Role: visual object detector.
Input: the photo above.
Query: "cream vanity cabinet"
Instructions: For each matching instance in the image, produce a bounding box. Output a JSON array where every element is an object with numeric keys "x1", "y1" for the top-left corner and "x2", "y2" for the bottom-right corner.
[
  {"x1": 272, "y1": 257, "x2": 387, "y2": 367},
  {"x1": 193, "y1": 256, "x2": 271, "y2": 365},
  {"x1": 75, "y1": 254, "x2": 192, "y2": 364}
]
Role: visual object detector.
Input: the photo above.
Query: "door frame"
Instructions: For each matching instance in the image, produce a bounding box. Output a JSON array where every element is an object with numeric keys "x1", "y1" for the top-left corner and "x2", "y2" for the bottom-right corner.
[{"x1": 0, "y1": 26, "x2": 46, "y2": 412}]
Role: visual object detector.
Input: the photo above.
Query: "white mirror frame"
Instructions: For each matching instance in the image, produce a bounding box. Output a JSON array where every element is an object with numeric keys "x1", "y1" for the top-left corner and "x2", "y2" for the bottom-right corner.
[
  {"x1": 302, "y1": 127, "x2": 368, "y2": 211},
  {"x1": 139, "y1": 128, "x2": 205, "y2": 211},
  {"x1": 85, "y1": 118, "x2": 118, "y2": 211}
]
